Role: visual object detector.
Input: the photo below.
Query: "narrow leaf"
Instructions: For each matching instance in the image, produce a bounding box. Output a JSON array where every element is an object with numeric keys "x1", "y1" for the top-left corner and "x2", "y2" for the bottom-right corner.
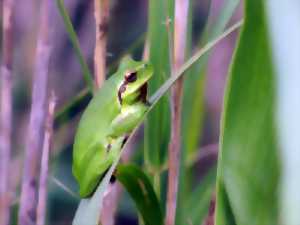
[
  {"x1": 178, "y1": 2, "x2": 240, "y2": 223},
  {"x1": 115, "y1": 164, "x2": 163, "y2": 225},
  {"x1": 56, "y1": 0, "x2": 94, "y2": 93},
  {"x1": 183, "y1": 168, "x2": 216, "y2": 225},
  {"x1": 183, "y1": 0, "x2": 240, "y2": 156},
  {"x1": 149, "y1": 20, "x2": 242, "y2": 105},
  {"x1": 145, "y1": 0, "x2": 173, "y2": 168}
]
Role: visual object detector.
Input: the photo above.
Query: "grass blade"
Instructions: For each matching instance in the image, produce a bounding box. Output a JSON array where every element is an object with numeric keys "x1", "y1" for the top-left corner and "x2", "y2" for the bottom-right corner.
[
  {"x1": 144, "y1": 0, "x2": 174, "y2": 171},
  {"x1": 183, "y1": 168, "x2": 216, "y2": 225},
  {"x1": 149, "y1": 20, "x2": 243, "y2": 105},
  {"x1": 115, "y1": 164, "x2": 163, "y2": 225},
  {"x1": 56, "y1": 0, "x2": 94, "y2": 93}
]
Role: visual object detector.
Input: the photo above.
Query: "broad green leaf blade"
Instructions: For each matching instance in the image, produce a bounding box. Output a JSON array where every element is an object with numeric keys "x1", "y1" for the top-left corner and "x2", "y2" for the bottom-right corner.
[
  {"x1": 145, "y1": 0, "x2": 173, "y2": 168},
  {"x1": 115, "y1": 164, "x2": 163, "y2": 225},
  {"x1": 56, "y1": 0, "x2": 94, "y2": 93},
  {"x1": 266, "y1": 2, "x2": 300, "y2": 225},
  {"x1": 183, "y1": 167, "x2": 216, "y2": 225},
  {"x1": 215, "y1": 2, "x2": 279, "y2": 225}
]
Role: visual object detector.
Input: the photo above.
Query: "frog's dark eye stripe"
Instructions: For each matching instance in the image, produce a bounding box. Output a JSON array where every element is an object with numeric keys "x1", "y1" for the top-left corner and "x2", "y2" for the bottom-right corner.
[
  {"x1": 118, "y1": 83, "x2": 126, "y2": 104},
  {"x1": 125, "y1": 71, "x2": 137, "y2": 83}
]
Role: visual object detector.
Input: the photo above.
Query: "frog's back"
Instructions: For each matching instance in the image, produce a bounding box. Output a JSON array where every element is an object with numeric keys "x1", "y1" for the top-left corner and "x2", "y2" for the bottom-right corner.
[{"x1": 73, "y1": 77, "x2": 120, "y2": 166}]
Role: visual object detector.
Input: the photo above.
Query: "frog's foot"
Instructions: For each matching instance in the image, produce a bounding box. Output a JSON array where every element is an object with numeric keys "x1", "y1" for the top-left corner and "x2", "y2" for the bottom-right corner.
[
  {"x1": 105, "y1": 135, "x2": 129, "y2": 155},
  {"x1": 121, "y1": 135, "x2": 129, "y2": 147},
  {"x1": 110, "y1": 174, "x2": 116, "y2": 183}
]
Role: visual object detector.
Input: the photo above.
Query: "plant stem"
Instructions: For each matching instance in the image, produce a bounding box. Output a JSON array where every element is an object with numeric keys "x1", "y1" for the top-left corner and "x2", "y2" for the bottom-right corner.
[
  {"x1": 36, "y1": 93, "x2": 56, "y2": 225},
  {"x1": 94, "y1": 0, "x2": 110, "y2": 88},
  {"x1": 51, "y1": 176, "x2": 79, "y2": 199},
  {"x1": 203, "y1": 194, "x2": 216, "y2": 225},
  {"x1": 0, "y1": 0, "x2": 15, "y2": 224},
  {"x1": 165, "y1": 1, "x2": 189, "y2": 225},
  {"x1": 18, "y1": 0, "x2": 51, "y2": 224},
  {"x1": 149, "y1": 20, "x2": 243, "y2": 105}
]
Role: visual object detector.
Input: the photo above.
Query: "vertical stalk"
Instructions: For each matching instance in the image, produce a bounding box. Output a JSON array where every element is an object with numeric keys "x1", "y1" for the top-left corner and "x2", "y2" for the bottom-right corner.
[
  {"x1": 203, "y1": 195, "x2": 216, "y2": 225},
  {"x1": 18, "y1": 0, "x2": 51, "y2": 224},
  {"x1": 36, "y1": 93, "x2": 56, "y2": 225},
  {"x1": 94, "y1": 0, "x2": 110, "y2": 88},
  {"x1": 165, "y1": 1, "x2": 189, "y2": 225},
  {"x1": 0, "y1": 0, "x2": 15, "y2": 224},
  {"x1": 95, "y1": 0, "x2": 111, "y2": 224}
]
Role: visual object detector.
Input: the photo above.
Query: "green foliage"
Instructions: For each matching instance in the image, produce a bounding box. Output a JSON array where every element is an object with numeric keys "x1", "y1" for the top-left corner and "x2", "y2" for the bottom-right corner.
[
  {"x1": 215, "y1": 1, "x2": 279, "y2": 225},
  {"x1": 178, "y1": 1, "x2": 240, "y2": 223},
  {"x1": 145, "y1": 0, "x2": 173, "y2": 170},
  {"x1": 183, "y1": 167, "x2": 216, "y2": 225},
  {"x1": 182, "y1": 0, "x2": 240, "y2": 157},
  {"x1": 115, "y1": 164, "x2": 163, "y2": 225}
]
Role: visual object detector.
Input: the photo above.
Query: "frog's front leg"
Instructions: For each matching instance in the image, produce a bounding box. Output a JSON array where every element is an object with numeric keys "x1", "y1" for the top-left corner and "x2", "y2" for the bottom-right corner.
[{"x1": 108, "y1": 102, "x2": 148, "y2": 138}]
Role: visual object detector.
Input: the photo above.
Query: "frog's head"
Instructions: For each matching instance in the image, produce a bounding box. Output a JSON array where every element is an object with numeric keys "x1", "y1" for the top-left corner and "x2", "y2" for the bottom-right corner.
[{"x1": 118, "y1": 56, "x2": 153, "y2": 105}]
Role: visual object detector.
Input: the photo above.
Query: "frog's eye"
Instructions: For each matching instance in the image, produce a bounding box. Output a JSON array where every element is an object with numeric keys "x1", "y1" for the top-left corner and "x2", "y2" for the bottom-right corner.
[{"x1": 125, "y1": 71, "x2": 137, "y2": 83}]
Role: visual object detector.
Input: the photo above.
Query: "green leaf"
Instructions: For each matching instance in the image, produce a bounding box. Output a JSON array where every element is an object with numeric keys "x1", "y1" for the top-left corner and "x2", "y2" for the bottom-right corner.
[
  {"x1": 115, "y1": 164, "x2": 163, "y2": 225},
  {"x1": 266, "y1": 2, "x2": 300, "y2": 225},
  {"x1": 56, "y1": 0, "x2": 94, "y2": 93},
  {"x1": 183, "y1": 167, "x2": 216, "y2": 225},
  {"x1": 145, "y1": 0, "x2": 174, "y2": 169},
  {"x1": 215, "y1": 2, "x2": 279, "y2": 225}
]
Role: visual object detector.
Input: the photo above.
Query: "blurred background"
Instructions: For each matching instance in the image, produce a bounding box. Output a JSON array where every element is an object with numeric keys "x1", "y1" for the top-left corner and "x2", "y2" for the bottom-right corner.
[{"x1": 8, "y1": 0, "x2": 242, "y2": 224}]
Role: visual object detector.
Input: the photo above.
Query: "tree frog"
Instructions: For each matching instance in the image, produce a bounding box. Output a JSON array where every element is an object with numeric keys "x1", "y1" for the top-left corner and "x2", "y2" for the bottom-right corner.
[{"x1": 72, "y1": 57, "x2": 153, "y2": 198}]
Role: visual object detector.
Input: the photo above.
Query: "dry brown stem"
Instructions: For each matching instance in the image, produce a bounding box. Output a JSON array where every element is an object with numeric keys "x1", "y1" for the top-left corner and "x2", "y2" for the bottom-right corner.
[
  {"x1": 18, "y1": 0, "x2": 51, "y2": 224},
  {"x1": 36, "y1": 93, "x2": 56, "y2": 225},
  {"x1": 94, "y1": 0, "x2": 110, "y2": 89},
  {"x1": 165, "y1": 1, "x2": 189, "y2": 225},
  {"x1": 0, "y1": 0, "x2": 15, "y2": 224}
]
